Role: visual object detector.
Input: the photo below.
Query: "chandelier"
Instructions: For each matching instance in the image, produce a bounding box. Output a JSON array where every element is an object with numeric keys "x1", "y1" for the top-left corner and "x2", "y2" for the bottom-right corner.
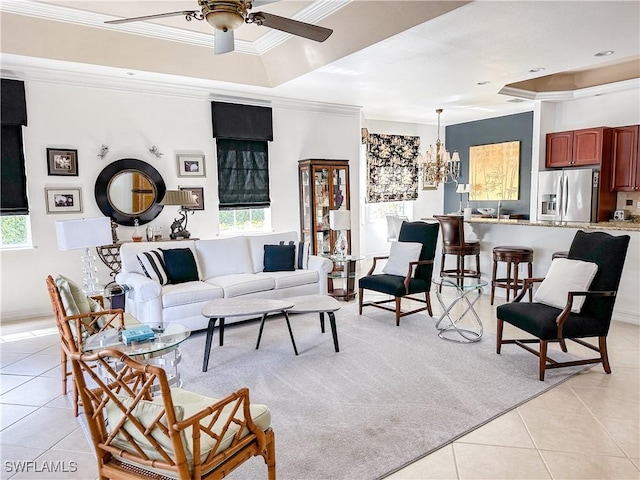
[{"x1": 417, "y1": 108, "x2": 460, "y2": 187}]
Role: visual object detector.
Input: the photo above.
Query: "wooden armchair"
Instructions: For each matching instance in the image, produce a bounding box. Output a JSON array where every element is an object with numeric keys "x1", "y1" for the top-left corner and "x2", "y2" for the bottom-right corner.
[
  {"x1": 68, "y1": 347, "x2": 276, "y2": 480},
  {"x1": 46, "y1": 274, "x2": 126, "y2": 416},
  {"x1": 496, "y1": 230, "x2": 630, "y2": 380},
  {"x1": 359, "y1": 221, "x2": 439, "y2": 325}
]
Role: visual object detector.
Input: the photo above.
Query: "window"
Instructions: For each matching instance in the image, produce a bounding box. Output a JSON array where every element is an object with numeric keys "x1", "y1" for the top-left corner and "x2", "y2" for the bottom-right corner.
[
  {"x1": 367, "y1": 201, "x2": 414, "y2": 223},
  {"x1": 0, "y1": 215, "x2": 32, "y2": 249},
  {"x1": 219, "y1": 207, "x2": 271, "y2": 233}
]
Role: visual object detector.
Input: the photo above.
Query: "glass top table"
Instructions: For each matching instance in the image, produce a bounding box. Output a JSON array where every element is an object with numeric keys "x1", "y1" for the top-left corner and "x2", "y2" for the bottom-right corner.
[
  {"x1": 432, "y1": 278, "x2": 488, "y2": 343},
  {"x1": 83, "y1": 323, "x2": 191, "y2": 356}
]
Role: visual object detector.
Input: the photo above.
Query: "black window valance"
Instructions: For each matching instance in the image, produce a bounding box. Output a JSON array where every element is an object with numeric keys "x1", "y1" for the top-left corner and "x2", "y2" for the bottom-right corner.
[
  {"x1": 211, "y1": 101, "x2": 273, "y2": 141},
  {"x1": 1, "y1": 79, "x2": 29, "y2": 216},
  {"x1": 217, "y1": 139, "x2": 270, "y2": 210}
]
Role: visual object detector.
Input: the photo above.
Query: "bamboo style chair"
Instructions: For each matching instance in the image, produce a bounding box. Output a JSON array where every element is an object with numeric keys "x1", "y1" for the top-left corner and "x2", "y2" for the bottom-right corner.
[
  {"x1": 496, "y1": 230, "x2": 630, "y2": 381},
  {"x1": 68, "y1": 347, "x2": 276, "y2": 480},
  {"x1": 46, "y1": 274, "x2": 126, "y2": 416}
]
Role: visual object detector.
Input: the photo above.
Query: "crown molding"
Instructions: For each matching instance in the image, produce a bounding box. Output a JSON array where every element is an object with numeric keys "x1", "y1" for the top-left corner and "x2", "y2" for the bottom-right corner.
[
  {"x1": 0, "y1": 0, "x2": 348, "y2": 56},
  {"x1": 499, "y1": 78, "x2": 640, "y2": 102}
]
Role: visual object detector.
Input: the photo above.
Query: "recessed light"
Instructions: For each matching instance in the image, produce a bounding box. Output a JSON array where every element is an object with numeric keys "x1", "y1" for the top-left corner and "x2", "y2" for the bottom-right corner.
[
  {"x1": 126, "y1": 71, "x2": 135, "y2": 76},
  {"x1": 594, "y1": 50, "x2": 614, "y2": 57},
  {"x1": 507, "y1": 98, "x2": 527, "y2": 103},
  {"x1": 477, "y1": 81, "x2": 491, "y2": 85},
  {"x1": 529, "y1": 67, "x2": 545, "y2": 73}
]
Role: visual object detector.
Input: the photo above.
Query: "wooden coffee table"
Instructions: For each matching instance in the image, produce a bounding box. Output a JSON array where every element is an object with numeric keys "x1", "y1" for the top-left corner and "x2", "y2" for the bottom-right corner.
[{"x1": 201, "y1": 298, "x2": 294, "y2": 372}]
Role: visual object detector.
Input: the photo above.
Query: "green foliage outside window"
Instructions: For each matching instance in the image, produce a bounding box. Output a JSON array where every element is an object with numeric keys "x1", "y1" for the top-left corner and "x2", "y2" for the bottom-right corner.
[
  {"x1": 219, "y1": 208, "x2": 268, "y2": 232},
  {"x1": 0, "y1": 215, "x2": 31, "y2": 248}
]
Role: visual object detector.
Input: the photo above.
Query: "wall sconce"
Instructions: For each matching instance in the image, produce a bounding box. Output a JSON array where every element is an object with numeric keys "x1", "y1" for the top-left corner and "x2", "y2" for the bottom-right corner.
[
  {"x1": 149, "y1": 146, "x2": 163, "y2": 158},
  {"x1": 97, "y1": 145, "x2": 109, "y2": 159}
]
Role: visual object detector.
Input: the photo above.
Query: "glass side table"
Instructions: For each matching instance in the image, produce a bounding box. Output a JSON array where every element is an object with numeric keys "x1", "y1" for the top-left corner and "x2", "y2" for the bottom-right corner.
[
  {"x1": 83, "y1": 323, "x2": 190, "y2": 389},
  {"x1": 432, "y1": 277, "x2": 487, "y2": 343},
  {"x1": 324, "y1": 254, "x2": 364, "y2": 301}
]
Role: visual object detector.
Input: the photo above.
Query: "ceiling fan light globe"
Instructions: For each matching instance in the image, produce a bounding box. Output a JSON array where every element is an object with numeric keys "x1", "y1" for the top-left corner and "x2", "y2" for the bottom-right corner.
[{"x1": 205, "y1": 11, "x2": 244, "y2": 30}]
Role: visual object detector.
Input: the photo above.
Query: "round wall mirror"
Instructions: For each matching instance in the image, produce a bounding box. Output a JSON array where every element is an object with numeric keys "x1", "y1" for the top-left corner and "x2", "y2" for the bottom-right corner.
[{"x1": 95, "y1": 159, "x2": 166, "y2": 226}]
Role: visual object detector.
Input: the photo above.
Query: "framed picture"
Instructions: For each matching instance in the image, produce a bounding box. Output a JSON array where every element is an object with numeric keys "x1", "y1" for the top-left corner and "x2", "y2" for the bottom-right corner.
[
  {"x1": 422, "y1": 170, "x2": 437, "y2": 190},
  {"x1": 177, "y1": 154, "x2": 206, "y2": 177},
  {"x1": 47, "y1": 148, "x2": 78, "y2": 176},
  {"x1": 45, "y1": 187, "x2": 82, "y2": 214},
  {"x1": 179, "y1": 186, "x2": 204, "y2": 210}
]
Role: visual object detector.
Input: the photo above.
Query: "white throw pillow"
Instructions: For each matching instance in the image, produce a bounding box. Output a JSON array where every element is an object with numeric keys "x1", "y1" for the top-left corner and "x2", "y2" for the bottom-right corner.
[
  {"x1": 382, "y1": 242, "x2": 423, "y2": 277},
  {"x1": 533, "y1": 258, "x2": 598, "y2": 313}
]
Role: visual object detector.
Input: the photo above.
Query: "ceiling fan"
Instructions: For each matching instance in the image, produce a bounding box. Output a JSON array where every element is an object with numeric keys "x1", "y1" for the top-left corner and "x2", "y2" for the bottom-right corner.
[{"x1": 105, "y1": 0, "x2": 333, "y2": 55}]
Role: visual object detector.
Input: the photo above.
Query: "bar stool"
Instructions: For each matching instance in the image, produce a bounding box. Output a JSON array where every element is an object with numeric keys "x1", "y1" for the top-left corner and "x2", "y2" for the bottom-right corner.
[
  {"x1": 490, "y1": 246, "x2": 534, "y2": 305},
  {"x1": 434, "y1": 215, "x2": 481, "y2": 287}
]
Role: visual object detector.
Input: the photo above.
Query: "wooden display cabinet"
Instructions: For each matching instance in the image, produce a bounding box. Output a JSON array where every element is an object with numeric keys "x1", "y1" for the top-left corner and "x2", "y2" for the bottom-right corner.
[{"x1": 298, "y1": 159, "x2": 350, "y2": 256}]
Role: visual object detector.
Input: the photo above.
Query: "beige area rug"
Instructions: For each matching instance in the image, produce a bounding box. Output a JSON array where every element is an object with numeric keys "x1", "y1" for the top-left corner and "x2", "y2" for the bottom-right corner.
[{"x1": 178, "y1": 302, "x2": 586, "y2": 479}]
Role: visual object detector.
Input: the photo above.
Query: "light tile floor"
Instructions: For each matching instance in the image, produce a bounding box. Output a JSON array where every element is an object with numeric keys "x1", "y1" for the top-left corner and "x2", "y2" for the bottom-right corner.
[{"x1": 1, "y1": 293, "x2": 638, "y2": 480}]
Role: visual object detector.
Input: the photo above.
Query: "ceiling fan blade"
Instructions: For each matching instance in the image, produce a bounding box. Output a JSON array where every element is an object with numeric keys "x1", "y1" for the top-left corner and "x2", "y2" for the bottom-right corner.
[
  {"x1": 247, "y1": 12, "x2": 333, "y2": 42},
  {"x1": 105, "y1": 10, "x2": 199, "y2": 25},
  {"x1": 215, "y1": 29, "x2": 235, "y2": 55}
]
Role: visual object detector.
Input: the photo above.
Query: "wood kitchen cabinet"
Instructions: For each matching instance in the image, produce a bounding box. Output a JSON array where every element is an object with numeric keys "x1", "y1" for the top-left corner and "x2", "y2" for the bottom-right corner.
[
  {"x1": 610, "y1": 125, "x2": 640, "y2": 191},
  {"x1": 546, "y1": 127, "x2": 612, "y2": 168},
  {"x1": 298, "y1": 159, "x2": 350, "y2": 256}
]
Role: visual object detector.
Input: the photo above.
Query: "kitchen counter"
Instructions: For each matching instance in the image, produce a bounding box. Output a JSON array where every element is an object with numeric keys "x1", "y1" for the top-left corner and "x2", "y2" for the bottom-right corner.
[{"x1": 466, "y1": 216, "x2": 640, "y2": 232}]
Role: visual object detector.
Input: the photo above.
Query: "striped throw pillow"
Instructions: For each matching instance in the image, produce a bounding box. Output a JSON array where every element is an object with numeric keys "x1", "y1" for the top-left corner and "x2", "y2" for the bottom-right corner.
[
  {"x1": 280, "y1": 240, "x2": 310, "y2": 269},
  {"x1": 136, "y1": 250, "x2": 169, "y2": 285}
]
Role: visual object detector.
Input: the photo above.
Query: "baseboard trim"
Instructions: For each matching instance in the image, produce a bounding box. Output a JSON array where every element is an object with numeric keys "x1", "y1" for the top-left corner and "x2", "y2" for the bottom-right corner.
[{"x1": 0, "y1": 306, "x2": 52, "y2": 324}]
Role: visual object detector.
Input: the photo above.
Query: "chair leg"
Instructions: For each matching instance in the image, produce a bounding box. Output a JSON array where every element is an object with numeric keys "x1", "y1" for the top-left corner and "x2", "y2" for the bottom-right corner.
[
  {"x1": 490, "y1": 258, "x2": 497, "y2": 305},
  {"x1": 358, "y1": 288, "x2": 364, "y2": 314},
  {"x1": 496, "y1": 318, "x2": 504, "y2": 354},
  {"x1": 61, "y1": 346, "x2": 68, "y2": 395},
  {"x1": 599, "y1": 336, "x2": 612, "y2": 374},
  {"x1": 539, "y1": 340, "x2": 548, "y2": 381},
  {"x1": 559, "y1": 338, "x2": 568, "y2": 352},
  {"x1": 425, "y1": 291, "x2": 433, "y2": 317},
  {"x1": 395, "y1": 297, "x2": 401, "y2": 326},
  {"x1": 527, "y1": 261, "x2": 533, "y2": 302}
]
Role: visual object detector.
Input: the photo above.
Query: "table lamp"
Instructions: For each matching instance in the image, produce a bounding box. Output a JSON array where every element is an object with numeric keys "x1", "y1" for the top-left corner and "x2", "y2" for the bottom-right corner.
[
  {"x1": 160, "y1": 190, "x2": 198, "y2": 240},
  {"x1": 456, "y1": 183, "x2": 469, "y2": 213},
  {"x1": 55, "y1": 217, "x2": 113, "y2": 295},
  {"x1": 329, "y1": 209, "x2": 351, "y2": 257}
]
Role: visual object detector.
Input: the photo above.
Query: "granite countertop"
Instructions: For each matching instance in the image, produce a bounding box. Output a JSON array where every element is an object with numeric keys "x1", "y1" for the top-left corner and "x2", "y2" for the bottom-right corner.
[{"x1": 466, "y1": 216, "x2": 640, "y2": 232}]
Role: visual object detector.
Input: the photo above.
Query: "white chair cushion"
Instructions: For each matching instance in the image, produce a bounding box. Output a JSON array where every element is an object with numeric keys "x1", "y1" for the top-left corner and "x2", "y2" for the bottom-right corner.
[
  {"x1": 195, "y1": 237, "x2": 253, "y2": 280},
  {"x1": 382, "y1": 241, "x2": 423, "y2": 277},
  {"x1": 257, "y1": 270, "x2": 319, "y2": 290},
  {"x1": 161, "y1": 281, "x2": 223, "y2": 309},
  {"x1": 533, "y1": 258, "x2": 599, "y2": 313},
  {"x1": 206, "y1": 273, "x2": 275, "y2": 298}
]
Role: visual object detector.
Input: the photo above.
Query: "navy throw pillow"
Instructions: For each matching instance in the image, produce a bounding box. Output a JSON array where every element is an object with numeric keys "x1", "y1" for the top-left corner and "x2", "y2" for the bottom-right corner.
[
  {"x1": 264, "y1": 244, "x2": 295, "y2": 272},
  {"x1": 160, "y1": 248, "x2": 199, "y2": 284}
]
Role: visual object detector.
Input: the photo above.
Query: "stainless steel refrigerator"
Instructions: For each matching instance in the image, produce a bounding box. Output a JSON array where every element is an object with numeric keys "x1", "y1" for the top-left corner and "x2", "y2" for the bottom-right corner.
[{"x1": 537, "y1": 168, "x2": 599, "y2": 222}]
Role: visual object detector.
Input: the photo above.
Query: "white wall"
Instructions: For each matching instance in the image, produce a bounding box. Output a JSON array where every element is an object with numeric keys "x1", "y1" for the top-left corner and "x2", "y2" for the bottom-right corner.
[
  {"x1": 553, "y1": 88, "x2": 640, "y2": 131},
  {"x1": 0, "y1": 80, "x2": 360, "y2": 322}
]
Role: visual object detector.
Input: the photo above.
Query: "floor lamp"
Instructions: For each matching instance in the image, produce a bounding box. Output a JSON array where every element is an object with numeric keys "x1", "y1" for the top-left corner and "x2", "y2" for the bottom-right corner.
[
  {"x1": 329, "y1": 209, "x2": 351, "y2": 257},
  {"x1": 55, "y1": 217, "x2": 113, "y2": 295}
]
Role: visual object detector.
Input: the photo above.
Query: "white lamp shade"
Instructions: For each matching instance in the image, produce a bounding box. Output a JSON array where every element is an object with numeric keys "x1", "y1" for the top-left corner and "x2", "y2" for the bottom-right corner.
[
  {"x1": 451, "y1": 151, "x2": 461, "y2": 163},
  {"x1": 160, "y1": 190, "x2": 198, "y2": 207},
  {"x1": 56, "y1": 217, "x2": 113, "y2": 251},
  {"x1": 329, "y1": 210, "x2": 351, "y2": 231},
  {"x1": 456, "y1": 183, "x2": 467, "y2": 194}
]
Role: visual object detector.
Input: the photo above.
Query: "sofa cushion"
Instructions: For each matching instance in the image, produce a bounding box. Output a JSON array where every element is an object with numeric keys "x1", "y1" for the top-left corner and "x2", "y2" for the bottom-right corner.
[
  {"x1": 136, "y1": 250, "x2": 169, "y2": 285},
  {"x1": 263, "y1": 244, "x2": 296, "y2": 272},
  {"x1": 161, "y1": 248, "x2": 199, "y2": 284},
  {"x1": 205, "y1": 274, "x2": 275, "y2": 298},
  {"x1": 247, "y1": 231, "x2": 299, "y2": 273},
  {"x1": 195, "y1": 237, "x2": 252, "y2": 280},
  {"x1": 161, "y1": 281, "x2": 223, "y2": 309},
  {"x1": 257, "y1": 270, "x2": 319, "y2": 290},
  {"x1": 120, "y1": 240, "x2": 199, "y2": 276}
]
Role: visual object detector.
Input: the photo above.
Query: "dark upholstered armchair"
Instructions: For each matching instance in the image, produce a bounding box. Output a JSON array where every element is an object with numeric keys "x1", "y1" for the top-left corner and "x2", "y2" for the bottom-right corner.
[
  {"x1": 358, "y1": 221, "x2": 439, "y2": 326},
  {"x1": 496, "y1": 230, "x2": 630, "y2": 380}
]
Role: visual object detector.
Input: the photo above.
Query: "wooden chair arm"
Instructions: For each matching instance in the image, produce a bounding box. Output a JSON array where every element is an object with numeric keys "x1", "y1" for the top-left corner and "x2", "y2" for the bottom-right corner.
[
  {"x1": 90, "y1": 295, "x2": 105, "y2": 308},
  {"x1": 404, "y1": 259, "x2": 434, "y2": 292},
  {"x1": 511, "y1": 277, "x2": 545, "y2": 302},
  {"x1": 64, "y1": 308, "x2": 125, "y2": 340},
  {"x1": 367, "y1": 255, "x2": 389, "y2": 275},
  {"x1": 555, "y1": 290, "x2": 617, "y2": 335}
]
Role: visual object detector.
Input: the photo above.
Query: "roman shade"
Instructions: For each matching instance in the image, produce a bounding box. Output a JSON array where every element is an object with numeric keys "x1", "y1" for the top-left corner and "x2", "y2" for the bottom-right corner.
[
  {"x1": 217, "y1": 139, "x2": 270, "y2": 209},
  {"x1": 1, "y1": 79, "x2": 29, "y2": 216},
  {"x1": 365, "y1": 132, "x2": 420, "y2": 203},
  {"x1": 211, "y1": 101, "x2": 273, "y2": 141}
]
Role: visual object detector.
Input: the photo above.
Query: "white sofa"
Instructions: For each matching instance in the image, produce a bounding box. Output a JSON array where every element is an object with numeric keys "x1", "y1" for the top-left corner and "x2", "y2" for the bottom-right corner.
[{"x1": 116, "y1": 231, "x2": 333, "y2": 331}]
